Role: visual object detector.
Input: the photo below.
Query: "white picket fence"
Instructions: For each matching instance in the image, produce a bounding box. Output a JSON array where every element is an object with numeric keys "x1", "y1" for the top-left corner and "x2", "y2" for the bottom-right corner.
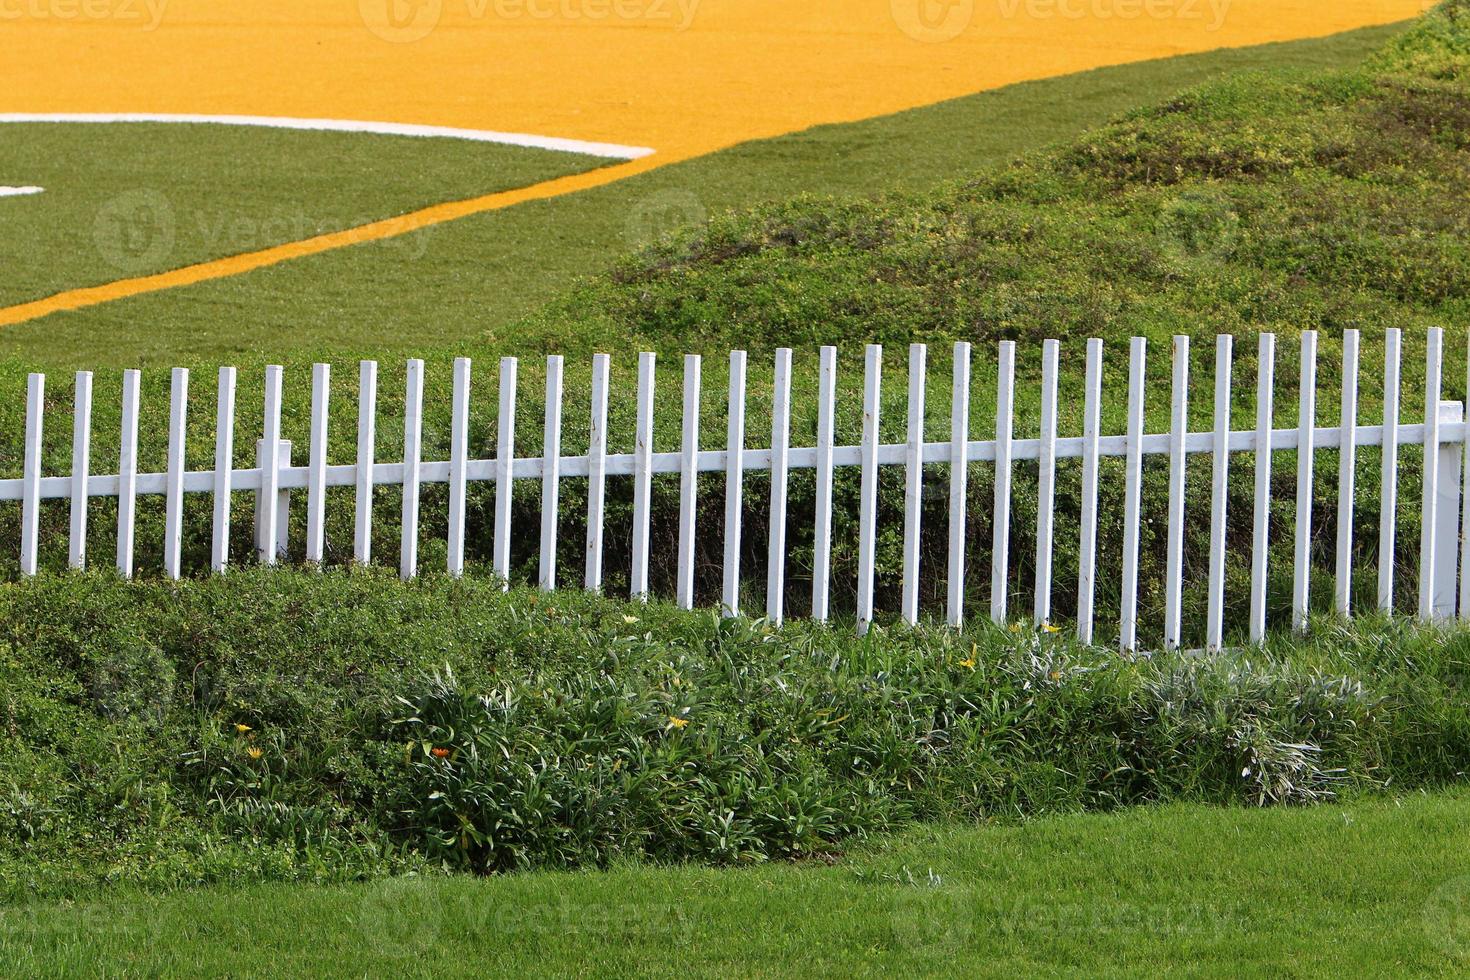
[{"x1": 3, "y1": 327, "x2": 1467, "y2": 649}]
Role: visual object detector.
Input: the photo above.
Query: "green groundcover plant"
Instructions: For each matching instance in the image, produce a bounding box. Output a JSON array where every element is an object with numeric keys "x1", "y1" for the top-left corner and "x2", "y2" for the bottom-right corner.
[{"x1": 2, "y1": 568, "x2": 1468, "y2": 899}]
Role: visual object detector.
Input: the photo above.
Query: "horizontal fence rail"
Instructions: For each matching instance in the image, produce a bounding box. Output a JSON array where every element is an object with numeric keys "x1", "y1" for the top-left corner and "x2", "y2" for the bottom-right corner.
[{"x1": 7, "y1": 328, "x2": 1470, "y2": 649}]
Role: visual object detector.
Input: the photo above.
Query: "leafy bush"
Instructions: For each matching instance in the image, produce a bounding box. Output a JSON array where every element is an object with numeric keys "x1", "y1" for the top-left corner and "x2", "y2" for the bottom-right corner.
[{"x1": 3, "y1": 569, "x2": 1469, "y2": 897}]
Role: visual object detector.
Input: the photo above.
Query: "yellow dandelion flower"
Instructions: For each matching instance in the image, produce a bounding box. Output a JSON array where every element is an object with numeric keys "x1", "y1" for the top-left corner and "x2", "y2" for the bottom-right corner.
[
  {"x1": 247, "y1": 747, "x2": 264, "y2": 760},
  {"x1": 623, "y1": 615, "x2": 640, "y2": 624},
  {"x1": 958, "y1": 658, "x2": 976, "y2": 670},
  {"x1": 1008, "y1": 623, "x2": 1022, "y2": 634},
  {"x1": 668, "y1": 715, "x2": 690, "y2": 730},
  {"x1": 235, "y1": 724, "x2": 252, "y2": 734},
  {"x1": 1049, "y1": 670, "x2": 1063, "y2": 681},
  {"x1": 1041, "y1": 623, "x2": 1062, "y2": 634}
]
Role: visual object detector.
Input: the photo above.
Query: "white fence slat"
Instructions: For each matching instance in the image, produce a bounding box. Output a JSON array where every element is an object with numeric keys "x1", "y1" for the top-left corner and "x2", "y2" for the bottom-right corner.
[
  {"x1": 400, "y1": 360, "x2": 425, "y2": 580},
  {"x1": 991, "y1": 341, "x2": 1015, "y2": 625},
  {"x1": 947, "y1": 342, "x2": 972, "y2": 629},
  {"x1": 722, "y1": 350, "x2": 747, "y2": 616},
  {"x1": 676, "y1": 355, "x2": 701, "y2": 610},
  {"x1": 1418, "y1": 328, "x2": 1445, "y2": 622},
  {"x1": 1434, "y1": 399, "x2": 1462, "y2": 620},
  {"x1": 1163, "y1": 335, "x2": 1189, "y2": 651},
  {"x1": 1335, "y1": 330, "x2": 1360, "y2": 616},
  {"x1": 1034, "y1": 339, "x2": 1059, "y2": 626},
  {"x1": 447, "y1": 357, "x2": 471, "y2": 577},
  {"x1": 260, "y1": 366, "x2": 284, "y2": 566},
  {"x1": 1292, "y1": 331, "x2": 1318, "y2": 632},
  {"x1": 813, "y1": 346, "x2": 838, "y2": 622},
  {"x1": 1378, "y1": 330, "x2": 1401, "y2": 613},
  {"x1": 69, "y1": 371, "x2": 93, "y2": 570},
  {"x1": 1206, "y1": 335, "x2": 1232, "y2": 652},
  {"x1": 117, "y1": 369, "x2": 141, "y2": 579},
  {"x1": 354, "y1": 360, "x2": 377, "y2": 565},
  {"x1": 539, "y1": 355, "x2": 564, "y2": 591},
  {"x1": 857, "y1": 344, "x2": 882, "y2": 635},
  {"x1": 630, "y1": 352, "x2": 656, "y2": 601},
  {"x1": 586, "y1": 353, "x2": 610, "y2": 592},
  {"x1": 494, "y1": 357, "x2": 517, "y2": 589},
  {"x1": 768, "y1": 348, "x2": 793, "y2": 625},
  {"x1": 1249, "y1": 334, "x2": 1276, "y2": 644},
  {"x1": 20, "y1": 373, "x2": 43, "y2": 577},
  {"x1": 1076, "y1": 339, "x2": 1102, "y2": 645},
  {"x1": 211, "y1": 367, "x2": 236, "y2": 573},
  {"x1": 1462, "y1": 332, "x2": 1470, "y2": 620},
  {"x1": 306, "y1": 363, "x2": 330, "y2": 565},
  {"x1": 1120, "y1": 338, "x2": 1146, "y2": 652},
  {"x1": 164, "y1": 368, "x2": 189, "y2": 580},
  {"x1": 901, "y1": 343, "x2": 927, "y2": 626}
]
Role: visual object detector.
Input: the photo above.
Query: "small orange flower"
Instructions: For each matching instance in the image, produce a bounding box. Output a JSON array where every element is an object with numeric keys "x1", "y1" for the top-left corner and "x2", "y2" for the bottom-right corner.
[{"x1": 431, "y1": 747, "x2": 451, "y2": 759}]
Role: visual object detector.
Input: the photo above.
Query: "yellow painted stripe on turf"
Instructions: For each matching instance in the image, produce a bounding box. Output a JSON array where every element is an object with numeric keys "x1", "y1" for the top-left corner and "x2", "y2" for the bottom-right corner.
[{"x1": 0, "y1": 157, "x2": 663, "y2": 328}]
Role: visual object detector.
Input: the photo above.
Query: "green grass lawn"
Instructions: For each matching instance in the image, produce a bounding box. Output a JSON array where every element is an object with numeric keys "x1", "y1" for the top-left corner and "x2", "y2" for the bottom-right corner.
[
  {"x1": 4, "y1": 791, "x2": 1468, "y2": 977},
  {"x1": 0, "y1": 124, "x2": 608, "y2": 308},
  {"x1": 0, "y1": 22, "x2": 1407, "y2": 366}
]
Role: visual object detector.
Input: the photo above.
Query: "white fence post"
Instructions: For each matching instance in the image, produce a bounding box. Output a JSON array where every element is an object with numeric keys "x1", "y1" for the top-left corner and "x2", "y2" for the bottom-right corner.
[
  {"x1": 1433, "y1": 399, "x2": 1462, "y2": 621},
  {"x1": 947, "y1": 341, "x2": 971, "y2": 629},
  {"x1": 354, "y1": 360, "x2": 377, "y2": 566},
  {"x1": 163, "y1": 368, "x2": 188, "y2": 581},
  {"x1": 401, "y1": 359, "x2": 424, "y2": 581},
  {"x1": 539, "y1": 355, "x2": 563, "y2": 592},
  {"x1": 1163, "y1": 336, "x2": 1189, "y2": 651},
  {"x1": 306, "y1": 363, "x2": 331, "y2": 567},
  {"x1": 1419, "y1": 328, "x2": 1444, "y2": 622},
  {"x1": 901, "y1": 343, "x2": 926, "y2": 627},
  {"x1": 212, "y1": 367, "x2": 237, "y2": 573},
  {"x1": 991, "y1": 341, "x2": 1015, "y2": 626},
  {"x1": 1076, "y1": 339, "x2": 1102, "y2": 645},
  {"x1": 1034, "y1": 339, "x2": 1058, "y2": 627},
  {"x1": 676, "y1": 354, "x2": 701, "y2": 611},
  {"x1": 69, "y1": 371, "x2": 93, "y2": 571},
  {"x1": 586, "y1": 353, "x2": 610, "y2": 592},
  {"x1": 117, "y1": 369, "x2": 140, "y2": 580},
  {"x1": 813, "y1": 346, "x2": 837, "y2": 623},
  {"x1": 856, "y1": 344, "x2": 882, "y2": 635},
  {"x1": 1378, "y1": 330, "x2": 1401, "y2": 613},
  {"x1": 1249, "y1": 334, "x2": 1275, "y2": 644},
  {"x1": 1206, "y1": 335, "x2": 1232, "y2": 653},
  {"x1": 722, "y1": 350, "x2": 747, "y2": 617},
  {"x1": 1120, "y1": 338, "x2": 1146, "y2": 652},
  {"x1": 20, "y1": 373, "x2": 43, "y2": 578},
  {"x1": 254, "y1": 439, "x2": 291, "y2": 563},
  {"x1": 767, "y1": 348, "x2": 792, "y2": 625}
]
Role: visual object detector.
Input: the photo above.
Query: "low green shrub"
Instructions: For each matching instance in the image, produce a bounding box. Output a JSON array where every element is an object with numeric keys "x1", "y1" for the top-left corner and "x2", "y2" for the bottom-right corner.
[{"x1": 2, "y1": 568, "x2": 1469, "y2": 898}]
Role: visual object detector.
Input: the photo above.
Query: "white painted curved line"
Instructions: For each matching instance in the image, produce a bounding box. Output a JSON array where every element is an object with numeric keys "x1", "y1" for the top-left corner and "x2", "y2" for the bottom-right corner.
[
  {"x1": 0, "y1": 186, "x2": 44, "y2": 197},
  {"x1": 0, "y1": 113, "x2": 655, "y2": 160}
]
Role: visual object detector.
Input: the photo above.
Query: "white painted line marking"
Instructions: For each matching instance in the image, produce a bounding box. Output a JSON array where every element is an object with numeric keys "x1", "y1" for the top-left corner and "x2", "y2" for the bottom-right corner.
[
  {"x1": 0, "y1": 186, "x2": 44, "y2": 197},
  {"x1": 0, "y1": 114, "x2": 655, "y2": 160}
]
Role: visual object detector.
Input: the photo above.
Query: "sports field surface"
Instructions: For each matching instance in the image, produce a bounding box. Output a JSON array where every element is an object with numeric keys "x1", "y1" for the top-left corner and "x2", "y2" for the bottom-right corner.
[
  {"x1": 0, "y1": 0, "x2": 1432, "y2": 335},
  {"x1": 5, "y1": 791, "x2": 1468, "y2": 976}
]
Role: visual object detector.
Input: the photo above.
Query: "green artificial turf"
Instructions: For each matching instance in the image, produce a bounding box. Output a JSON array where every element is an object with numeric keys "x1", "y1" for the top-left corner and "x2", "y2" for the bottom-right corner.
[
  {"x1": 0, "y1": 123, "x2": 609, "y2": 308},
  {"x1": 0, "y1": 22, "x2": 1408, "y2": 366},
  {"x1": 3, "y1": 791, "x2": 1468, "y2": 977}
]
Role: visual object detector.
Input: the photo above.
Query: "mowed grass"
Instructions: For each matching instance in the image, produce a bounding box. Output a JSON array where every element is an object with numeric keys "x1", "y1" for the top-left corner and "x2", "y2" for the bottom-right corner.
[
  {"x1": 0, "y1": 22, "x2": 1407, "y2": 366},
  {"x1": 4, "y1": 792, "x2": 1469, "y2": 977},
  {"x1": 0, "y1": 123, "x2": 610, "y2": 308}
]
